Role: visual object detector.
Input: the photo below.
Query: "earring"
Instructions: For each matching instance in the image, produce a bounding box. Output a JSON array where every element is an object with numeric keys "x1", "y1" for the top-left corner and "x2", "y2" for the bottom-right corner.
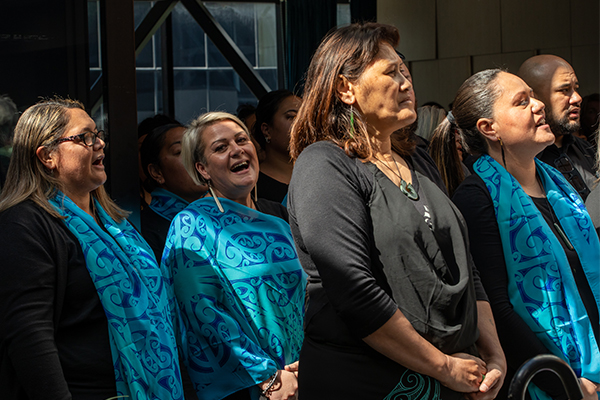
[
  {"x1": 265, "y1": 136, "x2": 271, "y2": 144},
  {"x1": 498, "y1": 137, "x2": 507, "y2": 167},
  {"x1": 349, "y1": 105, "x2": 355, "y2": 139},
  {"x1": 207, "y1": 180, "x2": 224, "y2": 213}
]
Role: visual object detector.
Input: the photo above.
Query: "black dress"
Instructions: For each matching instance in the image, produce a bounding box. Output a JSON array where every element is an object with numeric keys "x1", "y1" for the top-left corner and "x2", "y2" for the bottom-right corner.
[
  {"x1": 288, "y1": 141, "x2": 487, "y2": 399},
  {"x1": 256, "y1": 171, "x2": 288, "y2": 204},
  {"x1": 0, "y1": 201, "x2": 116, "y2": 400}
]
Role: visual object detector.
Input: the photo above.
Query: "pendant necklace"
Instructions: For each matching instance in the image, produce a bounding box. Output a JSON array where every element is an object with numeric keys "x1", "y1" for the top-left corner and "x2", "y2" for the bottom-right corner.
[{"x1": 374, "y1": 154, "x2": 419, "y2": 200}]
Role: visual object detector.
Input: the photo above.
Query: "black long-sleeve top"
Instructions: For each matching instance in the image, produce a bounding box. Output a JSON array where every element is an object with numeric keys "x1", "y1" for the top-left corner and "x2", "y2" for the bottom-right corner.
[
  {"x1": 288, "y1": 141, "x2": 487, "y2": 346},
  {"x1": 453, "y1": 173, "x2": 599, "y2": 399},
  {"x1": 0, "y1": 201, "x2": 116, "y2": 400}
]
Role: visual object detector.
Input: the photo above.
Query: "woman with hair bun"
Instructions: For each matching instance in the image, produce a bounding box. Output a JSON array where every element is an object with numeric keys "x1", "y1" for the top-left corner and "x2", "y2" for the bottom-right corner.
[{"x1": 451, "y1": 69, "x2": 600, "y2": 400}]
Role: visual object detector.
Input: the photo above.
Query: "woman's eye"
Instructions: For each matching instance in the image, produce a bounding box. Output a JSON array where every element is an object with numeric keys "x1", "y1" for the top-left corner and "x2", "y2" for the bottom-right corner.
[
  {"x1": 215, "y1": 145, "x2": 226, "y2": 152},
  {"x1": 237, "y1": 137, "x2": 248, "y2": 144}
]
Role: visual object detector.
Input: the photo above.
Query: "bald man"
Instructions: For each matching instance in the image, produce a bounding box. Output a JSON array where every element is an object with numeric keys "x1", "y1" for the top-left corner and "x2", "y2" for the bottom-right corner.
[{"x1": 518, "y1": 55, "x2": 597, "y2": 201}]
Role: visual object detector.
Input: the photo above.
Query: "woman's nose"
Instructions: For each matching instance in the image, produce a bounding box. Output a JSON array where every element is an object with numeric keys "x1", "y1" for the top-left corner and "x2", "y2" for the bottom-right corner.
[
  {"x1": 231, "y1": 142, "x2": 244, "y2": 155},
  {"x1": 94, "y1": 137, "x2": 106, "y2": 150},
  {"x1": 400, "y1": 75, "x2": 413, "y2": 92},
  {"x1": 532, "y1": 97, "x2": 545, "y2": 113}
]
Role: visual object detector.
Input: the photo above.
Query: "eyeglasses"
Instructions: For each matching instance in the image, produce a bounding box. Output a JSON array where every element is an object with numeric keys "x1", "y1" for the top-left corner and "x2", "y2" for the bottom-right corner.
[
  {"x1": 54, "y1": 130, "x2": 107, "y2": 147},
  {"x1": 553, "y1": 155, "x2": 590, "y2": 197}
]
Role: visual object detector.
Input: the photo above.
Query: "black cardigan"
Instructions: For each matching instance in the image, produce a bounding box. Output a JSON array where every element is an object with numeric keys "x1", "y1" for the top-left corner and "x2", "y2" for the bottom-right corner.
[{"x1": 0, "y1": 201, "x2": 116, "y2": 400}]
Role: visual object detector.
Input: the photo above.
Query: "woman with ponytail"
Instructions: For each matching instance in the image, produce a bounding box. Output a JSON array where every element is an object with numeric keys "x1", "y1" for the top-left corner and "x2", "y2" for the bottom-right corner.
[{"x1": 452, "y1": 69, "x2": 600, "y2": 400}]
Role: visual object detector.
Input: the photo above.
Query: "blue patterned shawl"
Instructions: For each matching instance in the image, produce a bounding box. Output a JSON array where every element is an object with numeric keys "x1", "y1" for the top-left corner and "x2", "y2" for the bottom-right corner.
[
  {"x1": 162, "y1": 197, "x2": 307, "y2": 400},
  {"x1": 49, "y1": 192, "x2": 184, "y2": 399},
  {"x1": 474, "y1": 155, "x2": 600, "y2": 399},
  {"x1": 149, "y1": 188, "x2": 190, "y2": 222}
]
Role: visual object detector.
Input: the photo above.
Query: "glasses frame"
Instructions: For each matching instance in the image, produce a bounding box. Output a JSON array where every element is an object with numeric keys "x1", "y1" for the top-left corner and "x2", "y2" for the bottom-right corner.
[{"x1": 54, "y1": 130, "x2": 107, "y2": 147}]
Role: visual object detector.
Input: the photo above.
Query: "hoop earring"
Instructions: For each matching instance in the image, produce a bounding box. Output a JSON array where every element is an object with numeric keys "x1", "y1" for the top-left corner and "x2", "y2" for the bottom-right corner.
[
  {"x1": 498, "y1": 137, "x2": 506, "y2": 167},
  {"x1": 207, "y1": 180, "x2": 224, "y2": 213}
]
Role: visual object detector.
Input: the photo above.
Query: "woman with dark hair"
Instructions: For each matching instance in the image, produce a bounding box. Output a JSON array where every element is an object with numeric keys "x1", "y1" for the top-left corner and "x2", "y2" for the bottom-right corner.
[
  {"x1": 0, "y1": 98, "x2": 184, "y2": 399},
  {"x1": 140, "y1": 123, "x2": 207, "y2": 261},
  {"x1": 163, "y1": 112, "x2": 306, "y2": 400},
  {"x1": 288, "y1": 22, "x2": 505, "y2": 399},
  {"x1": 253, "y1": 89, "x2": 301, "y2": 203},
  {"x1": 429, "y1": 120, "x2": 470, "y2": 197},
  {"x1": 451, "y1": 70, "x2": 599, "y2": 400}
]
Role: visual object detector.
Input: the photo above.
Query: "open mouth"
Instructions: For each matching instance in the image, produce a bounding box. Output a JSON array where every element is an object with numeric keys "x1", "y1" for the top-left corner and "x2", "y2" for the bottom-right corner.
[
  {"x1": 230, "y1": 160, "x2": 249, "y2": 172},
  {"x1": 536, "y1": 118, "x2": 546, "y2": 127},
  {"x1": 93, "y1": 155, "x2": 104, "y2": 166}
]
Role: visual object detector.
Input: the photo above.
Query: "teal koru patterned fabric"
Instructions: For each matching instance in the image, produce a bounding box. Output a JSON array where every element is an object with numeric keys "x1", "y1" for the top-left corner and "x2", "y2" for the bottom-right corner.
[
  {"x1": 162, "y1": 197, "x2": 307, "y2": 400},
  {"x1": 50, "y1": 192, "x2": 184, "y2": 399},
  {"x1": 149, "y1": 187, "x2": 189, "y2": 221},
  {"x1": 474, "y1": 155, "x2": 600, "y2": 400}
]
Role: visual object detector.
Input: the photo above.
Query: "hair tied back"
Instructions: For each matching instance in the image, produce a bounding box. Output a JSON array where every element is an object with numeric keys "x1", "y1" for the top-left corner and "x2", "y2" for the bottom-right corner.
[{"x1": 447, "y1": 110, "x2": 456, "y2": 126}]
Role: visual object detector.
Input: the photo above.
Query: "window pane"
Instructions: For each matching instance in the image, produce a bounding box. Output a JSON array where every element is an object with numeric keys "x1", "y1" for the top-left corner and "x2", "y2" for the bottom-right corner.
[
  {"x1": 256, "y1": 4, "x2": 276, "y2": 67},
  {"x1": 205, "y1": 2, "x2": 256, "y2": 67},
  {"x1": 173, "y1": 2, "x2": 206, "y2": 68},
  {"x1": 137, "y1": 70, "x2": 160, "y2": 121},
  {"x1": 135, "y1": 2, "x2": 154, "y2": 68},
  {"x1": 174, "y1": 69, "x2": 208, "y2": 123}
]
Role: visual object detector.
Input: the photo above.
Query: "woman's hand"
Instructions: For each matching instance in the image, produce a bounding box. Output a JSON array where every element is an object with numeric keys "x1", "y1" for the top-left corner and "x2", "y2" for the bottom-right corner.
[
  {"x1": 259, "y1": 370, "x2": 298, "y2": 400},
  {"x1": 440, "y1": 353, "x2": 487, "y2": 393},
  {"x1": 464, "y1": 360, "x2": 504, "y2": 400},
  {"x1": 284, "y1": 361, "x2": 299, "y2": 378},
  {"x1": 466, "y1": 302, "x2": 506, "y2": 400},
  {"x1": 580, "y1": 377, "x2": 599, "y2": 400}
]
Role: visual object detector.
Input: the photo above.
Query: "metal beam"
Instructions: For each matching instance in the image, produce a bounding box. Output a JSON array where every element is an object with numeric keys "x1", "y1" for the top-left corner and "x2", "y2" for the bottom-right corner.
[
  {"x1": 135, "y1": 0, "x2": 178, "y2": 58},
  {"x1": 100, "y1": 0, "x2": 140, "y2": 227},
  {"x1": 180, "y1": 0, "x2": 270, "y2": 99},
  {"x1": 91, "y1": 0, "x2": 177, "y2": 115}
]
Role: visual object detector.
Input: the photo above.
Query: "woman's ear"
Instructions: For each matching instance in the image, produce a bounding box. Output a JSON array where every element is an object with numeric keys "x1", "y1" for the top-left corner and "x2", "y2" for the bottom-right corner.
[
  {"x1": 260, "y1": 122, "x2": 271, "y2": 143},
  {"x1": 36, "y1": 146, "x2": 56, "y2": 170},
  {"x1": 476, "y1": 118, "x2": 499, "y2": 142},
  {"x1": 147, "y1": 163, "x2": 164, "y2": 185},
  {"x1": 195, "y1": 161, "x2": 210, "y2": 182},
  {"x1": 336, "y1": 75, "x2": 356, "y2": 105}
]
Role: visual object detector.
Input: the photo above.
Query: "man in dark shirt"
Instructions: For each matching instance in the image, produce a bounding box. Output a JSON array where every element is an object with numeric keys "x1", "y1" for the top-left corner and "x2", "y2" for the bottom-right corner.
[{"x1": 518, "y1": 55, "x2": 597, "y2": 201}]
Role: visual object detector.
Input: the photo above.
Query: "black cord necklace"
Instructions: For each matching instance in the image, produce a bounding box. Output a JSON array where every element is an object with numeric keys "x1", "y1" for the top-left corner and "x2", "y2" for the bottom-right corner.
[
  {"x1": 536, "y1": 175, "x2": 574, "y2": 251},
  {"x1": 374, "y1": 154, "x2": 419, "y2": 200}
]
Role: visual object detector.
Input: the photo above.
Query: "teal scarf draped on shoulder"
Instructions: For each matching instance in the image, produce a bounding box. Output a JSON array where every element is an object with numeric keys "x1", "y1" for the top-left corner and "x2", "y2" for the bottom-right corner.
[
  {"x1": 149, "y1": 188, "x2": 189, "y2": 221},
  {"x1": 50, "y1": 192, "x2": 184, "y2": 399},
  {"x1": 474, "y1": 155, "x2": 600, "y2": 400},
  {"x1": 162, "y1": 197, "x2": 307, "y2": 400}
]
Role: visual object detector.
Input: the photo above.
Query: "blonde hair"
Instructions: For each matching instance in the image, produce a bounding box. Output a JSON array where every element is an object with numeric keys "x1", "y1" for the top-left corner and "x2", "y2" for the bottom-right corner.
[
  {"x1": 0, "y1": 97, "x2": 128, "y2": 221},
  {"x1": 181, "y1": 111, "x2": 249, "y2": 186}
]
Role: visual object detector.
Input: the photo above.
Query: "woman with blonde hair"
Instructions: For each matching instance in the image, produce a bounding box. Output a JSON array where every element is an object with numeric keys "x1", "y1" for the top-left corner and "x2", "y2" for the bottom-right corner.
[
  {"x1": 0, "y1": 97, "x2": 184, "y2": 399},
  {"x1": 163, "y1": 111, "x2": 306, "y2": 400}
]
